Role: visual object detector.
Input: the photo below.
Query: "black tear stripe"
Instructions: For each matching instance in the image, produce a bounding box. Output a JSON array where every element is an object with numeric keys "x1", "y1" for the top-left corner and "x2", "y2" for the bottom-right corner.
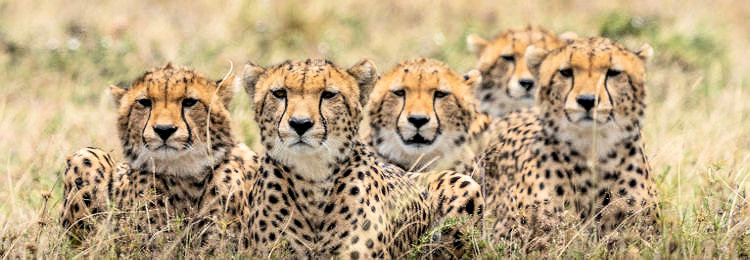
[
  {"x1": 562, "y1": 67, "x2": 576, "y2": 122},
  {"x1": 319, "y1": 95, "x2": 329, "y2": 142},
  {"x1": 181, "y1": 101, "x2": 193, "y2": 148},
  {"x1": 141, "y1": 106, "x2": 152, "y2": 149},
  {"x1": 603, "y1": 54, "x2": 615, "y2": 109},
  {"x1": 431, "y1": 93, "x2": 442, "y2": 139},
  {"x1": 277, "y1": 94, "x2": 288, "y2": 143},
  {"x1": 394, "y1": 86, "x2": 407, "y2": 142}
]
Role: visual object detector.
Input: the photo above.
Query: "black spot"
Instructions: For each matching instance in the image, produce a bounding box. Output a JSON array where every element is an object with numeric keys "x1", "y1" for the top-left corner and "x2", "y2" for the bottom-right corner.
[{"x1": 324, "y1": 203, "x2": 335, "y2": 214}]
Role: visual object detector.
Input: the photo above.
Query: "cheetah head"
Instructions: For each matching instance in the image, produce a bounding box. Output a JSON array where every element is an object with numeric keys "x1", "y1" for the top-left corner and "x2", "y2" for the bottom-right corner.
[
  {"x1": 528, "y1": 37, "x2": 652, "y2": 154},
  {"x1": 467, "y1": 26, "x2": 576, "y2": 117},
  {"x1": 243, "y1": 59, "x2": 377, "y2": 180},
  {"x1": 365, "y1": 58, "x2": 480, "y2": 170},
  {"x1": 109, "y1": 63, "x2": 236, "y2": 176}
]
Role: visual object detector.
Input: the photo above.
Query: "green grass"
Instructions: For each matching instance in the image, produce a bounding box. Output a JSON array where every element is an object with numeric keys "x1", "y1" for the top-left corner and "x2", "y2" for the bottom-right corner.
[{"x1": 1, "y1": 0, "x2": 749, "y2": 258}]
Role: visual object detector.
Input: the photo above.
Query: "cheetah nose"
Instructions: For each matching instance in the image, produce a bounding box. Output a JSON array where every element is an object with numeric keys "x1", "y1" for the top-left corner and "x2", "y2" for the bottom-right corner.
[
  {"x1": 519, "y1": 78, "x2": 535, "y2": 91},
  {"x1": 407, "y1": 115, "x2": 430, "y2": 128},
  {"x1": 153, "y1": 124, "x2": 178, "y2": 141},
  {"x1": 289, "y1": 117, "x2": 314, "y2": 136},
  {"x1": 576, "y1": 94, "x2": 597, "y2": 111}
]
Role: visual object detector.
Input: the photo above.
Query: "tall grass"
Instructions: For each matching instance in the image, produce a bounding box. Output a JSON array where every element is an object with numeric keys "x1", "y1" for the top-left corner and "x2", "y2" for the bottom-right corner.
[{"x1": 1, "y1": 0, "x2": 748, "y2": 257}]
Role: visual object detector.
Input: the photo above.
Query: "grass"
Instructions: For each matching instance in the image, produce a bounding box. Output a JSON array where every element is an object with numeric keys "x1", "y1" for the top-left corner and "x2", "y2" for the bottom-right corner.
[{"x1": 1, "y1": 0, "x2": 749, "y2": 258}]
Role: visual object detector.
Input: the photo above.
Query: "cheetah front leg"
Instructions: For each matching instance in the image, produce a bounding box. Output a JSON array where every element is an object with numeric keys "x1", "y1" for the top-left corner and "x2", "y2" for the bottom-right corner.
[
  {"x1": 193, "y1": 144, "x2": 256, "y2": 251},
  {"x1": 60, "y1": 147, "x2": 117, "y2": 238},
  {"x1": 414, "y1": 171, "x2": 485, "y2": 258}
]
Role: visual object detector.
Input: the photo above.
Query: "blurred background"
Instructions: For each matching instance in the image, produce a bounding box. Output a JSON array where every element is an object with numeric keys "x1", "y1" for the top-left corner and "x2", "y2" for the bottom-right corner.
[{"x1": 1, "y1": 0, "x2": 749, "y2": 257}]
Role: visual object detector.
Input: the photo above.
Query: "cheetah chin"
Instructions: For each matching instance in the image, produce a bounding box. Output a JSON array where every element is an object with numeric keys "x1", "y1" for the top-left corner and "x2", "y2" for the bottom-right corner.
[
  {"x1": 131, "y1": 143, "x2": 226, "y2": 177},
  {"x1": 375, "y1": 129, "x2": 462, "y2": 171},
  {"x1": 267, "y1": 136, "x2": 345, "y2": 181}
]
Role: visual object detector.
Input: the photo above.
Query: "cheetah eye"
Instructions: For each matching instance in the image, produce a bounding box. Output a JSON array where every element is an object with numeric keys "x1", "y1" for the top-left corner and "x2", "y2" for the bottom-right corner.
[
  {"x1": 321, "y1": 90, "x2": 338, "y2": 99},
  {"x1": 137, "y1": 98, "x2": 152, "y2": 107},
  {"x1": 559, "y1": 68, "x2": 573, "y2": 78},
  {"x1": 434, "y1": 90, "x2": 449, "y2": 98},
  {"x1": 501, "y1": 55, "x2": 515, "y2": 62},
  {"x1": 272, "y1": 89, "x2": 287, "y2": 99},
  {"x1": 606, "y1": 69, "x2": 622, "y2": 77},
  {"x1": 391, "y1": 89, "x2": 405, "y2": 97},
  {"x1": 182, "y1": 98, "x2": 198, "y2": 107}
]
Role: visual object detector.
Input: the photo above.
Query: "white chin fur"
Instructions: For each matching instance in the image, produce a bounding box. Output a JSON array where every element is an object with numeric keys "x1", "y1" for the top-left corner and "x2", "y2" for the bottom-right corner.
[
  {"x1": 268, "y1": 136, "x2": 343, "y2": 182},
  {"x1": 374, "y1": 129, "x2": 463, "y2": 171},
  {"x1": 132, "y1": 143, "x2": 224, "y2": 177},
  {"x1": 555, "y1": 118, "x2": 632, "y2": 159}
]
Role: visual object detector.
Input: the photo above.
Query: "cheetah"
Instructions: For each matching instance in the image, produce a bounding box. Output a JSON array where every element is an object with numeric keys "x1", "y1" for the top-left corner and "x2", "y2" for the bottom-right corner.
[
  {"x1": 362, "y1": 58, "x2": 489, "y2": 256},
  {"x1": 363, "y1": 57, "x2": 496, "y2": 173},
  {"x1": 240, "y1": 59, "x2": 483, "y2": 258},
  {"x1": 60, "y1": 63, "x2": 258, "y2": 249},
  {"x1": 467, "y1": 25, "x2": 576, "y2": 117},
  {"x1": 477, "y1": 37, "x2": 658, "y2": 249}
]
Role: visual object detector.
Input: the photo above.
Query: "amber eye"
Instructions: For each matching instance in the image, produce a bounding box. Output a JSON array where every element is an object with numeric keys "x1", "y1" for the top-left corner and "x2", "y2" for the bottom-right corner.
[
  {"x1": 321, "y1": 90, "x2": 338, "y2": 99},
  {"x1": 434, "y1": 90, "x2": 449, "y2": 98},
  {"x1": 501, "y1": 55, "x2": 515, "y2": 62},
  {"x1": 391, "y1": 89, "x2": 405, "y2": 97},
  {"x1": 559, "y1": 68, "x2": 573, "y2": 77},
  {"x1": 606, "y1": 69, "x2": 622, "y2": 77},
  {"x1": 272, "y1": 89, "x2": 287, "y2": 99},
  {"x1": 182, "y1": 98, "x2": 198, "y2": 107},
  {"x1": 137, "y1": 98, "x2": 152, "y2": 107}
]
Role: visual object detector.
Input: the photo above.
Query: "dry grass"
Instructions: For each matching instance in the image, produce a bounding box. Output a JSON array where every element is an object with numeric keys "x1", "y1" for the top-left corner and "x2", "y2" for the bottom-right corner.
[{"x1": 1, "y1": 0, "x2": 749, "y2": 258}]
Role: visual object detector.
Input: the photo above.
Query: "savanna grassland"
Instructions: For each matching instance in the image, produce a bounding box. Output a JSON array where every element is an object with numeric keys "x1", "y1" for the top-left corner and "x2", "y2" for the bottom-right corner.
[{"x1": 1, "y1": 0, "x2": 749, "y2": 258}]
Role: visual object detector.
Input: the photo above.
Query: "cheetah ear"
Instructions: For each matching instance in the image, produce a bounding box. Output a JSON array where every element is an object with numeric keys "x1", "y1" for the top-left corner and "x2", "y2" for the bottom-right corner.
[
  {"x1": 557, "y1": 31, "x2": 578, "y2": 44},
  {"x1": 525, "y1": 45, "x2": 549, "y2": 78},
  {"x1": 242, "y1": 62, "x2": 266, "y2": 104},
  {"x1": 461, "y1": 69, "x2": 481, "y2": 89},
  {"x1": 215, "y1": 74, "x2": 235, "y2": 108},
  {"x1": 347, "y1": 59, "x2": 379, "y2": 106},
  {"x1": 109, "y1": 84, "x2": 127, "y2": 106},
  {"x1": 635, "y1": 43, "x2": 653, "y2": 62},
  {"x1": 466, "y1": 34, "x2": 489, "y2": 57}
]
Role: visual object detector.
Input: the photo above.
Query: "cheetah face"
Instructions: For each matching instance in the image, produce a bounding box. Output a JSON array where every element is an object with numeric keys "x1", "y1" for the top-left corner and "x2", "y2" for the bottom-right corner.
[
  {"x1": 109, "y1": 63, "x2": 235, "y2": 176},
  {"x1": 529, "y1": 37, "x2": 652, "y2": 152},
  {"x1": 243, "y1": 59, "x2": 377, "y2": 180},
  {"x1": 366, "y1": 58, "x2": 480, "y2": 170},
  {"x1": 467, "y1": 26, "x2": 575, "y2": 117}
]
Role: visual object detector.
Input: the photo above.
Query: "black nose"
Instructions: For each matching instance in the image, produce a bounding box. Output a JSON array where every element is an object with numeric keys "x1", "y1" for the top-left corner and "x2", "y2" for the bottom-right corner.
[
  {"x1": 153, "y1": 124, "x2": 178, "y2": 140},
  {"x1": 407, "y1": 115, "x2": 430, "y2": 128},
  {"x1": 519, "y1": 79, "x2": 535, "y2": 91},
  {"x1": 289, "y1": 117, "x2": 314, "y2": 136},
  {"x1": 576, "y1": 94, "x2": 597, "y2": 111}
]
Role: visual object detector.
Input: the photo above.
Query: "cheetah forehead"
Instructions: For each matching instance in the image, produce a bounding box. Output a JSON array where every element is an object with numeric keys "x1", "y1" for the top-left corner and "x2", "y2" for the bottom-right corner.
[
  {"x1": 255, "y1": 59, "x2": 360, "y2": 96},
  {"x1": 375, "y1": 58, "x2": 466, "y2": 93},
  {"x1": 476, "y1": 26, "x2": 564, "y2": 71},
  {"x1": 120, "y1": 63, "x2": 225, "y2": 103},
  {"x1": 540, "y1": 37, "x2": 647, "y2": 81},
  {"x1": 491, "y1": 26, "x2": 560, "y2": 52}
]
